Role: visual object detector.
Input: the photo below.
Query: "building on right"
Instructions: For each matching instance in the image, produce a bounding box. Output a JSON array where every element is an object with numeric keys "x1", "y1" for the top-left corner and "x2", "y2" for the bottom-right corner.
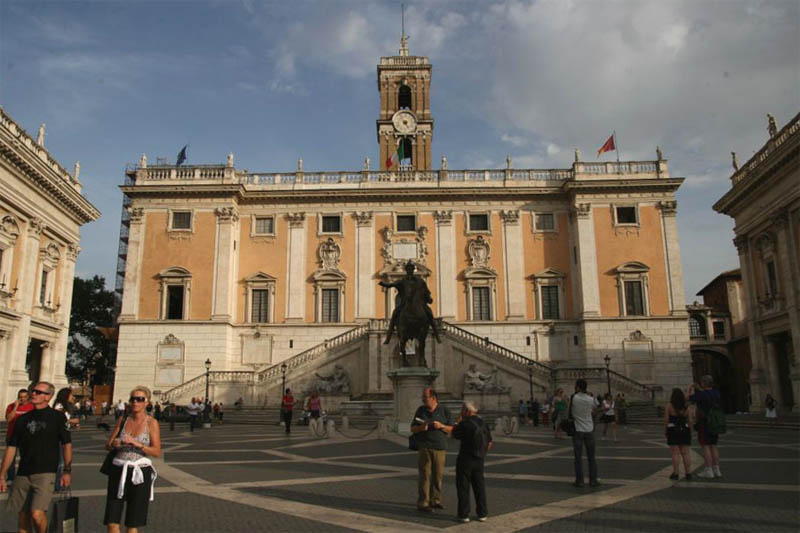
[{"x1": 713, "y1": 111, "x2": 800, "y2": 412}]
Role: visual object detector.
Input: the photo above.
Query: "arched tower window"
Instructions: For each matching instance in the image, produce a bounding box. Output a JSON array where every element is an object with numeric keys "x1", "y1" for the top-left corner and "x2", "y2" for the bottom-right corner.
[
  {"x1": 400, "y1": 138, "x2": 413, "y2": 168},
  {"x1": 398, "y1": 85, "x2": 412, "y2": 110}
]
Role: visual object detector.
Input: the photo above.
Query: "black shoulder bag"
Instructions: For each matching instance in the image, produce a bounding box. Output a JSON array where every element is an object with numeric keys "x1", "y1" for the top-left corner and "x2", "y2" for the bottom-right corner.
[
  {"x1": 560, "y1": 394, "x2": 576, "y2": 437},
  {"x1": 100, "y1": 415, "x2": 127, "y2": 475}
]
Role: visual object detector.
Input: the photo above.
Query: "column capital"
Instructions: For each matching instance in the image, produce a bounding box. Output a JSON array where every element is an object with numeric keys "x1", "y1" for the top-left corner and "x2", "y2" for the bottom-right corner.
[
  {"x1": 28, "y1": 217, "x2": 45, "y2": 236},
  {"x1": 214, "y1": 206, "x2": 239, "y2": 223},
  {"x1": 657, "y1": 200, "x2": 678, "y2": 216},
  {"x1": 66, "y1": 242, "x2": 81, "y2": 262},
  {"x1": 434, "y1": 210, "x2": 452, "y2": 225},
  {"x1": 500, "y1": 209, "x2": 520, "y2": 225},
  {"x1": 733, "y1": 235, "x2": 749, "y2": 254},
  {"x1": 286, "y1": 212, "x2": 306, "y2": 227},
  {"x1": 771, "y1": 210, "x2": 789, "y2": 229},
  {"x1": 574, "y1": 203, "x2": 592, "y2": 219},
  {"x1": 127, "y1": 207, "x2": 145, "y2": 223},
  {"x1": 354, "y1": 211, "x2": 373, "y2": 226}
]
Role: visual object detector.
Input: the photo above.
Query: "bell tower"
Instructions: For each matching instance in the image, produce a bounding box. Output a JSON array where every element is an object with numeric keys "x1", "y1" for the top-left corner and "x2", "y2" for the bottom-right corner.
[{"x1": 377, "y1": 34, "x2": 433, "y2": 171}]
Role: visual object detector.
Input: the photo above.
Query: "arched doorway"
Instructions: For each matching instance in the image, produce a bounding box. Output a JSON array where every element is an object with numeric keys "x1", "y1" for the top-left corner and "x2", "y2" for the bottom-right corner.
[{"x1": 691, "y1": 349, "x2": 740, "y2": 413}]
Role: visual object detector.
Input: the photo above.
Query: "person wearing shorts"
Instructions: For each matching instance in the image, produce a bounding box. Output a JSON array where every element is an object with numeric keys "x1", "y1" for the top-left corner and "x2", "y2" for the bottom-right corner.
[
  {"x1": 689, "y1": 376, "x2": 722, "y2": 479},
  {"x1": 0, "y1": 382, "x2": 72, "y2": 533}
]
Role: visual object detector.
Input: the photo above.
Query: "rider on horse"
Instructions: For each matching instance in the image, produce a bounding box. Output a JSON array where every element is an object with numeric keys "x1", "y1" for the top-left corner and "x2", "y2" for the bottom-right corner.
[{"x1": 380, "y1": 261, "x2": 441, "y2": 345}]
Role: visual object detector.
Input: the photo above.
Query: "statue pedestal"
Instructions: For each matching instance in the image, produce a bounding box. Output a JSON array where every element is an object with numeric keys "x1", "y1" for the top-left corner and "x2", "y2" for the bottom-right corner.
[
  {"x1": 318, "y1": 393, "x2": 351, "y2": 414},
  {"x1": 387, "y1": 367, "x2": 440, "y2": 435},
  {"x1": 464, "y1": 390, "x2": 512, "y2": 413}
]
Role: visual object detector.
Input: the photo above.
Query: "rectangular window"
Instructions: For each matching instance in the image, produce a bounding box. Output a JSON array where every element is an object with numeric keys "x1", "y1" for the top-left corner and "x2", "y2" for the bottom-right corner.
[
  {"x1": 472, "y1": 286, "x2": 491, "y2": 321},
  {"x1": 616, "y1": 206, "x2": 637, "y2": 224},
  {"x1": 541, "y1": 285, "x2": 559, "y2": 320},
  {"x1": 39, "y1": 269, "x2": 48, "y2": 305},
  {"x1": 321, "y1": 289, "x2": 339, "y2": 322},
  {"x1": 469, "y1": 214, "x2": 489, "y2": 232},
  {"x1": 624, "y1": 280, "x2": 644, "y2": 316},
  {"x1": 396, "y1": 214, "x2": 416, "y2": 232},
  {"x1": 535, "y1": 213, "x2": 555, "y2": 231},
  {"x1": 254, "y1": 216, "x2": 274, "y2": 235},
  {"x1": 321, "y1": 215, "x2": 341, "y2": 234},
  {"x1": 172, "y1": 211, "x2": 192, "y2": 230},
  {"x1": 766, "y1": 261, "x2": 778, "y2": 295},
  {"x1": 712, "y1": 321, "x2": 725, "y2": 339},
  {"x1": 166, "y1": 285, "x2": 184, "y2": 320},
  {"x1": 251, "y1": 289, "x2": 269, "y2": 323}
]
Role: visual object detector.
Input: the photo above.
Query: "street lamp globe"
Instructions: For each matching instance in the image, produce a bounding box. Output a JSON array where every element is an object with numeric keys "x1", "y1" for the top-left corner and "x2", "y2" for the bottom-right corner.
[{"x1": 205, "y1": 358, "x2": 212, "y2": 371}]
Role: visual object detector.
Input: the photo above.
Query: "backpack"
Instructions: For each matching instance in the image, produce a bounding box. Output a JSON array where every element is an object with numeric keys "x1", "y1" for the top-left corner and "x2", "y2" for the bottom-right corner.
[
  {"x1": 703, "y1": 392, "x2": 727, "y2": 435},
  {"x1": 472, "y1": 418, "x2": 491, "y2": 458}
]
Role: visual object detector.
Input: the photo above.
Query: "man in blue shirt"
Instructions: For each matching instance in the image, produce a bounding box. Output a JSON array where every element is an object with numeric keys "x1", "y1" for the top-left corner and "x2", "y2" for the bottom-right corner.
[{"x1": 410, "y1": 387, "x2": 453, "y2": 512}]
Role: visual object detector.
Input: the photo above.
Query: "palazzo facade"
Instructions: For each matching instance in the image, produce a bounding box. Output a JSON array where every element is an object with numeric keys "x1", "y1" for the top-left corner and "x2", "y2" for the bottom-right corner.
[
  {"x1": 114, "y1": 42, "x2": 691, "y2": 405},
  {"x1": 0, "y1": 106, "x2": 100, "y2": 406}
]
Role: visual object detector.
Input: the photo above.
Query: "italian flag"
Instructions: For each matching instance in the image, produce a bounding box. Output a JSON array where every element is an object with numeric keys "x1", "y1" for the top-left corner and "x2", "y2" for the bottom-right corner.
[{"x1": 386, "y1": 142, "x2": 404, "y2": 168}]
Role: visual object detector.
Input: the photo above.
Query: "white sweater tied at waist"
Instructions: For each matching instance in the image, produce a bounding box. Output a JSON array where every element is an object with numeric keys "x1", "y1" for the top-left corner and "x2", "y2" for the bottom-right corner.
[{"x1": 112, "y1": 456, "x2": 157, "y2": 501}]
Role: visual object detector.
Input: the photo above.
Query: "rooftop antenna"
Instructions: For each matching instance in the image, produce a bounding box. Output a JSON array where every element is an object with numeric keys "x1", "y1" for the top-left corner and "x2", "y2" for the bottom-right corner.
[{"x1": 399, "y1": 4, "x2": 409, "y2": 56}]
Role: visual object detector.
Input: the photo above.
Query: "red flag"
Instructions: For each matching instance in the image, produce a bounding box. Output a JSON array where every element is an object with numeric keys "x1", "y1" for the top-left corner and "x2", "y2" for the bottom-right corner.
[{"x1": 596, "y1": 134, "x2": 615, "y2": 158}]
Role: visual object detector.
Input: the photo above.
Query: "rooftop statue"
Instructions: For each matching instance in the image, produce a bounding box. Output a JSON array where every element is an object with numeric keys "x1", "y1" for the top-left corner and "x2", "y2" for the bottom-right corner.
[{"x1": 767, "y1": 113, "x2": 777, "y2": 137}]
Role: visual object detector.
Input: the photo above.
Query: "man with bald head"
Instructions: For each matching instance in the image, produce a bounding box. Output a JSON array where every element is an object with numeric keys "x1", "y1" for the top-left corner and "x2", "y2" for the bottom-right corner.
[
  {"x1": 410, "y1": 387, "x2": 453, "y2": 512},
  {"x1": 452, "y1": 400, "x2": 492, "y2": 523}
]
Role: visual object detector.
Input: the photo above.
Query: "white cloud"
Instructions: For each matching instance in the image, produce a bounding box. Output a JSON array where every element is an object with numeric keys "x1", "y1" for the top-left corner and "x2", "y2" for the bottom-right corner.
[{"x1": 501, "y1": 133, "x2": 527, "y2": 147}]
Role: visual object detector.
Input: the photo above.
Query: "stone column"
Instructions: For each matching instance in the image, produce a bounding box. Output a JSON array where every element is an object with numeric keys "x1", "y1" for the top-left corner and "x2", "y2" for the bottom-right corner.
[
  {"x1": 735, "y1": 235, "x2": 767, "y2": 410},
  {"x1": 434, "y1": 211, "x2": 456, "y2": 319},
  {"x1": 285, "y1": 213, "x2": 307, "y2": 322},
  {"x1": 119, "y1": 208, "x2": 145, "y2": 320},
  {"x1": 18, "y1": 217, "x2": 44, "y2": 314},
  {"x1": 51, "y1": 243, "x2": 80, "y2": 386},
  {"x1": 658, "y1": 201, "x2": 687, "y2": 315},
  {"x1": 573, "y1": 203, "x2": 601, "y2": 317},
  {"x1": 212, "y1": 207, "x2": 239, "y2": 321},
  {"x1": 354, "y1": 212, "x2": 374, "y2": 321},
  {"x1": 501, "y1": 210, "x2": 526, "y2": 320},
  {"x1": 772, "y1": 212, "x2": 800, "y2": 343}
]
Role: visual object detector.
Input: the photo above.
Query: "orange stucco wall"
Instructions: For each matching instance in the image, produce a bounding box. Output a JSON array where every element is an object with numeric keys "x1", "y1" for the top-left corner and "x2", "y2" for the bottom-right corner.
[
  {"x1": 521, "y1": 212, "x2": 573, "y2": 319},
  {"x1": 453, "y1": 213, "x2": 506, "y2": 321},
  {"x1": 236, "y1": 215, "x2": 289, "y2": 323},
  {"x1": 594, "y1": 205, "x2": 669, "y2": 316}
]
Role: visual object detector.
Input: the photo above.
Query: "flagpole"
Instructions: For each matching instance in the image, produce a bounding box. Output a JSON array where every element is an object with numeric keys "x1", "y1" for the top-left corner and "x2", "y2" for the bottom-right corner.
[{"x1": 614, "y1": 130, "x2": 620, "y2": 163}]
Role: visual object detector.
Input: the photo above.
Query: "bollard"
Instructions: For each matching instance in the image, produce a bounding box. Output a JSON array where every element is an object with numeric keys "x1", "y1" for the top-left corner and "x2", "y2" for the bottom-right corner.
[
  {"x1": 377, "y1": 418, "x2": 387, "y2": 438},
  {"x1": 308, "y1": 418, "x2": 318, "y2": 437},
  {"x1": 510, "y1": 416, "x2": 519, "y2": 434},
  {"x1": 326, "y1": 419, "x2": 335, "y2": 439},
  {"x1": 341, "y1": 415, "x2": 349, "y2": 431}
]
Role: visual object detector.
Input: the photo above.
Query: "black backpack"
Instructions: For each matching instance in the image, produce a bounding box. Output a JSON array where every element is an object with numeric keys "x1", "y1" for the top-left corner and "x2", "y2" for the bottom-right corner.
[{"x1": 472, "y1": 418, "x2": 491, "y2": 458}]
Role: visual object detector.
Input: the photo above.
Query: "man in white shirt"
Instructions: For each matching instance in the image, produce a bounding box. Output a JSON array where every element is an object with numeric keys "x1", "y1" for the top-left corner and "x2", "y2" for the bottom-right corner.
[{"x1": 569, "y1": 379, "x2": 599, "y2": 487}]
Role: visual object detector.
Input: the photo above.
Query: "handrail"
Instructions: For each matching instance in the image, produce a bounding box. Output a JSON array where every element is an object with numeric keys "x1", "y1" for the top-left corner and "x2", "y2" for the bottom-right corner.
[
  {"x1": 161, "y1": 370, "x2": 255, "y2": 403},
  {"x1": 439, "y1": 321, "x2": 552, "y2": 378},
  {"x1": 552, "y1": 367, "x2": 654, "y2": 400}
]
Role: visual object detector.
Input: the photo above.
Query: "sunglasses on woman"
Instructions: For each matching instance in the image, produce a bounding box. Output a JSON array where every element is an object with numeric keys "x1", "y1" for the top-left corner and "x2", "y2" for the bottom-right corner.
[{"x1": 129, "y1": 396, "x2": 147, "y2": 403}]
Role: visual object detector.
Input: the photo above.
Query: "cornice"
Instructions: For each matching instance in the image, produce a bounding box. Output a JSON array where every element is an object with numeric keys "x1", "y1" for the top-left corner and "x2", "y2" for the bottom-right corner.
[{"x1": 563, "y1": 178, "x2": 684, "y2": 194}]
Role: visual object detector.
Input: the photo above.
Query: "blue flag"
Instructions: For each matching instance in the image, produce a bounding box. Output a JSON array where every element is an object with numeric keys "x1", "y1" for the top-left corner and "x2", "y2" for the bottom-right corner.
[{"x1": 176, "y1": 145, "x2": 187, "y2": 166}]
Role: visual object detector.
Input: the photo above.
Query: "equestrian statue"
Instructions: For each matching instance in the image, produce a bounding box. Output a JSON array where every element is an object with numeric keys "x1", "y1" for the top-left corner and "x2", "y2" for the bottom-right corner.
[{"x1": 379, "y1": 261, "x2": 441, "y2": 367}]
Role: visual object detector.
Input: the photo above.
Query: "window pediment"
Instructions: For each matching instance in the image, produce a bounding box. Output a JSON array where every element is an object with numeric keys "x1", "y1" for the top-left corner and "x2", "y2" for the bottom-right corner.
[
  {"x1": 615, "y1": 261, "x2": 649, "y2": 274},
  {"x1": 244, "y1": 272, "x2": 276, "y2": 284},
  {"x1": 158, "y1": 266, "x2": 191, "y2": 279},
  {"x1": 532, "y1": 268, "x2": 566, "y2": 279},
  {"x1": 463, "y1": 266, "x2": 497, "y2": 280},
  {"x1": 313, "y1": 270, "x2": 346, "y2": 282}
]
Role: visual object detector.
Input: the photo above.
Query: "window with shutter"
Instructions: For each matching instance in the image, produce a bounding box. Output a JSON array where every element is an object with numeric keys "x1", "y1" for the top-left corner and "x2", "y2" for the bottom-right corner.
[
  {"x1": 541, "y1": 285, "x2": 559, "y2": 319},
  {"x1": 472, "y1": 286, "x2": 491, "y2": 320},
  {"x1": 251, "y1": 289, "x2": 269, "y2": 323},
  {"x1": 321, "y1": 288, "x2": 339, "y2": 322},
  {"x1": 624, "y1": 280, "x2": 644, "y2": 316}
]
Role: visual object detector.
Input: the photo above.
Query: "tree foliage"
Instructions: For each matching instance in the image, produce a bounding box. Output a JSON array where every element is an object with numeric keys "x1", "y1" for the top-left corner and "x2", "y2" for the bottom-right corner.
[{"x1": 66, "y1": 276, "x2": 116, "y2": 383}]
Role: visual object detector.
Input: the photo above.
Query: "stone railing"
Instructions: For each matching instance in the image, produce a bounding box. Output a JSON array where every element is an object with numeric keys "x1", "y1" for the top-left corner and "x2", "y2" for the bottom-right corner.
[
  {"x1": 553, "y1": 367, "x2": 655, "y2": 402},
  {"x1": 161, "y1": 370, "x2": 256, "y2": 403},
  {"x1": 255, "y1": 324, "x2": 370, "y2": 384},
  {"x1": 579, "y1": 162, "x2": 659, "y2": 174},
  {"x1": 440, "y1": 321, "x2": 553, "y2": 380},
  {"x1": 731, "y1": 112, "x2": 800, "y2": 185},
  {"x1": 138, "y1": 165, "x2": 229, "y2": 182}
]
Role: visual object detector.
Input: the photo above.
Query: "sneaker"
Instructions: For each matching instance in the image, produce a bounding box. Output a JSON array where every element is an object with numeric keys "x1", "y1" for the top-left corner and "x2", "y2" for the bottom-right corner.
[
  {"x1": 418, "y1": 506, "x2": 433, "y2": 513},
  {"x1": 669, "y1": 473, "x2": 679, "y2": 481},
  {"x1": 696, "y1": 468, "x2": 714, "y2": 479},
  {"x1": 458, "y1": 517, "x2": 470, "y2": 523},
  {"x1": 477, "y1": 516, "x2": 488, "y2": 522},
  {"x1": 431, "y1": 502, "x2": 444, "y2": 509},
  {"x1": 712, "y1": 466, "x2": 722, "y2": 478},
  {"x1": 684, "y1": 473, "x2": 692, "y2": 481}
]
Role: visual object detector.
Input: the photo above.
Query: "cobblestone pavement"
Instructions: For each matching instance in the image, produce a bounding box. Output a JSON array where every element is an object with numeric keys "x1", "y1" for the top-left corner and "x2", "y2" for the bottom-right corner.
[{"x1": 2, "y1": 419, "x2": 798, "y2": 532}]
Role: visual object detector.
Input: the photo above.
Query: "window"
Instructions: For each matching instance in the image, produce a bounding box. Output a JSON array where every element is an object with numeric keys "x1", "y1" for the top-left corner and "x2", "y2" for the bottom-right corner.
[
  {"x1": 689, "y1": 315, "x2": 707, "y2": 338},
  {"x1": 39, "y1": 269, "x2": 49, "y2": 305},
  {"x1": 535, "y1": 213, "x2": 555, "y2": 231},
  {"x1": 399, "y1": 138, "x2": 413, "y2": 168},
  {"x1": 624, "y1": 281, "x2": 645, "y2": 316},
  {"x1": 472, "y1": 287, "x2": 491, "y2": 321},
  {"x1": 166, "y1": 285, "x2": 184, "y2": 320},
  {"x1": 398, "y1": 85, "x2": 412, "y2": 109},
  {"x1": 321, "y1": 215, "x2": 341, "y2": 234},
  {"x1": 615, "y1": 206, "x2": 637, "y2": 225},
  {"x1": 251, "y1": 289, "x2": 269, "y2": 323},
  {"x1": 253, "y1": 216, "x2": 274, "y2": 235},
  {"x1": 171, "y1": 211, "x2": 192, "y2": 230},
  {"x1": 469, "y1": 214, "x2": 489, "y2": 232},
  {"x1": 396, "y1": 214, "x2": 416, "y2": 232},
  {"x1": 321, "y1": 288, "x2": 339, "y2": 322},
  {"x1": 712, "y1": 321, "x2": 725, "y2": 340},
  {"x1": 766, "y1": 261, "x2": 778, "y2": 295},
  {"x1": 541, "y1": 285, "x2": 559, "y2": 320}
]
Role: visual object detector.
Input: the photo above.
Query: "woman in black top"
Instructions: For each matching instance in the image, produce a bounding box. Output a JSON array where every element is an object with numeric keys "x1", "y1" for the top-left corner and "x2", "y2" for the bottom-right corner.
[{"x1": 664, "y1": 387, "x2": 692, "y2": 480}]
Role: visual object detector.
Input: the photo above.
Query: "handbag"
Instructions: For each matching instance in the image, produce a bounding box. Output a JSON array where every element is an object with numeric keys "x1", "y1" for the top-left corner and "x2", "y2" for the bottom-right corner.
[
  {"x1": 48, "y1": 488, "x2": 79, "y2": 533},
  {"x1": 100, "y1": 415, "x2": 127, "y2": 475},
  {"x1": 408, "y1": 432, "x2": 419, "y2": 451},
  {"x1": 559, "y1": 394, "x2": 576, "y2": 437}
]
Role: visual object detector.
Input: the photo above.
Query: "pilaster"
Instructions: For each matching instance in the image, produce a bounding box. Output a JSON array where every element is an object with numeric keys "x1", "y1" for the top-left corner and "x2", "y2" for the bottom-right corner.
[
  {"x1": 735, "y1": 235, "x2": 767, "y2": 410},
  {"x1": 573, "y1": 203, "x2": 601, "y2": 317},
  {"x1": 501, "y1": 210, "x2": 525, "y2": 320},
  {"x1": 285, "y1": 213, "x2": 307, "y2": 322},
  {"x1": 434, "y1": 211, "x2": 456, "y2": 319},
  {"x1": 657, "y1": 200, "x2": 687, "y2": 315},
  {"x1": 18, "y1": 217, "x2": 44, "y2": 314},
  {"x1": 212, "y1": 207, "x2": 239, "y2": 321},
  {"x1": 119, "y1": 208, "x2": 145, "y2": 320},
  {"x1": 354, "y1": 212, "x2": 375, "y2": 320}
]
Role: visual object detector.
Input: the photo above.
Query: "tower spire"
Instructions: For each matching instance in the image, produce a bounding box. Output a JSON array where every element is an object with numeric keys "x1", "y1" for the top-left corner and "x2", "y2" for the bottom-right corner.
[{"x1": 399, "y1": 4, "x2": 409, "y2": 56}]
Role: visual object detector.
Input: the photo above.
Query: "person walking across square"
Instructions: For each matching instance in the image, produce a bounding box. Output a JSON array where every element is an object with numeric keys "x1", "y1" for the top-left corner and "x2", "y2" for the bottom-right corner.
[
  {"x1": 570, "y1": 379, "x2": 599, "y2": 487},
  {"x1": 451, "y1": 400, "x2": 492, "y2": 523},
  {"x1": 4, "y1": 388, "x2": 34, "y2": 485},
  {"x1": 0, "y1": 382, "x2": 72, "y2": 533},
  {"x1": 411, "y1": 387, "x2": 453, "y2": 512},
  {"x1": 282, "y1": 389, "x2": 297, "y2": 434},
  {"x1": 690, "y1": 375, "x2": 723, "y2": 478}
]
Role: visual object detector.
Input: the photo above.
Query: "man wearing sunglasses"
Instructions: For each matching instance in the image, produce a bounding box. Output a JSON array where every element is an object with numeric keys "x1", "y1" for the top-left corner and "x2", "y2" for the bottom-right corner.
[{"x1": 0, "y1": 382, "x2": 72, "y2": 533}]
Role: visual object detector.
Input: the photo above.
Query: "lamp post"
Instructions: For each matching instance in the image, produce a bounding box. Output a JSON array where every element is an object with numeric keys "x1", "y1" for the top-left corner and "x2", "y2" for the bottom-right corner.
[
  {"x1": 204, "y1": 358, "x2": 212, "y2": 424},
  {"x1": 278, "y1": 362, "x2": 288, "y2": 424},
  {"x1": 603, "y1": 354, "x2": 611, "y2": 396}
]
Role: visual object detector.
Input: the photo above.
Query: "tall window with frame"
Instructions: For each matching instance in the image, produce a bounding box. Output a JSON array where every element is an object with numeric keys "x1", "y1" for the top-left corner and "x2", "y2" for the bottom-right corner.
[
  {"x1": 535, "y1": 213, "x2": 555, "y2": 231},
  {"x1": 472, "y1": 286, "x2": 491, "y2": 321},
  {"x1": 765, "y1": 260, "x2": 778, "y2": 296},
  {"x1": 171, "y1": 211, "x2": 192, "y2": 230},
  {"x1": 166, "y1": 285, "x2": 185, "y2": 320},
  {"x1": 540, "y1": 285, "x2": 559, "y2": 320},
  {"x1": 254, "y1": 216, "x2": 274, "y2": 235},
  {"x1": 39, "y1": 269, "x2": 48, "y2": 305},
  {"x1": 251, "y1": 289, "x2": 269, "y2": 323},
  {"x1": 321, "y1": 288, "x2": 339, "y2": 322},
  {"x1": 624, "y1": 280, "x2": 645, "y2": 316}
]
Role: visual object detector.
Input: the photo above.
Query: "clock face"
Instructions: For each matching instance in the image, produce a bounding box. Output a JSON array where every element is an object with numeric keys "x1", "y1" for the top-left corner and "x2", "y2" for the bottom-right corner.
[{"x1": 392, "y1": 111, "x2": 417, "y2": 134}]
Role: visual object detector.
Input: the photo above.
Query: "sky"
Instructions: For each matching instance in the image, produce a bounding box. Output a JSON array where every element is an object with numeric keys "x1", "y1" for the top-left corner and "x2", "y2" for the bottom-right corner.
[{"x1": 0, "y1": 0, "x2": 797, "y2": 303}]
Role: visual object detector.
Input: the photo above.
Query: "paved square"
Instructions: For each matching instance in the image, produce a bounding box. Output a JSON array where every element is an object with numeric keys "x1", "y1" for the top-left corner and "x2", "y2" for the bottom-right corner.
[{"x1": 2, "y1": 420, "x2": 798, "y2": 532}]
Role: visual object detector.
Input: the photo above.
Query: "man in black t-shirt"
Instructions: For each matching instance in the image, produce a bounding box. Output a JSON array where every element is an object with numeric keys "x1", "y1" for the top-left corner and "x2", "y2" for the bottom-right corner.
[
  {"x1": 452, "y1": 400, "x2": 492, "y2": 523},
  {"x1": 410, "y1": 387, "x2": 453, "y2": 512},
  {"x1": 0, "y1": 381, "x2": 72, "y2": 533}
]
